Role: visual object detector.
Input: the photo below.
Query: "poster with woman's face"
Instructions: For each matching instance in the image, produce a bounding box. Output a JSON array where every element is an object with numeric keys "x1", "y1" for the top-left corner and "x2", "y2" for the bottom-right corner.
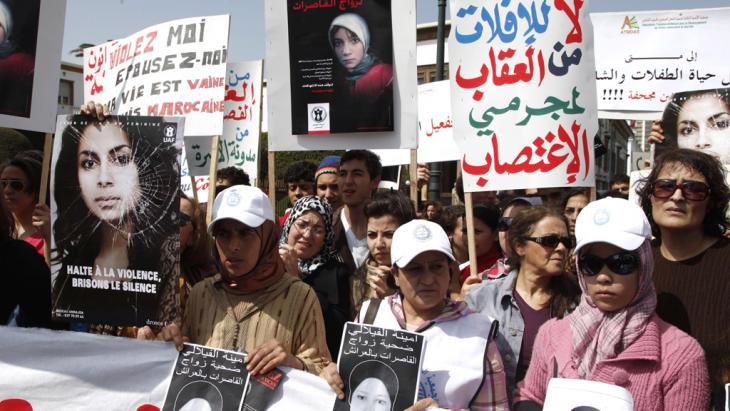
[
  {"x1": 287, "y1": 0, "x2": 393, "y2": 135},
  {"x1": 0, "y1": 0, "x2": 39, "y2": 118},
  {"x1": 659, "y1": 87, "x2": 730, "y2": 165},
  {"x1": 50, "y1": 115, "x2": 183, "y2": 327}
]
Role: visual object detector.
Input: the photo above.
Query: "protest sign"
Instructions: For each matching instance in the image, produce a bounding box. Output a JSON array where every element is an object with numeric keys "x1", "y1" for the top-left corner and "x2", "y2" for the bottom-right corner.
[
  {"x1": 266, "y1": 0, "x2": 417, "y2": 150},
  {"x1": 543, "y1": 378, "x2": 634, "y2": 410},
  {"x1": 372, "y1": 80, "x2": 460, "y2": 166},
  {"x1": 335, "y1": 322, "x2": 425, "y2": 411},
  {"x1": 287, "y1": 0, "x2": 393, "y2": 135},
  {"x1": 449, "y1": 0, "x2": 599, "y2": 192},
  {"x1": 181, "y1": 145, "x2": 211, "y2": 202},
  {"x1": 0, "y1": 0, "x2": 66, "y2": 132},
  {"x1": 654, "y1": 87, "x2": 730, "y2": 165},
  {"x1": 592, "y1": 7, "x2": 730, "y2": 117},
  {"x1": 83, "y1": 15, "x2": 230, "y2": 136},
  {"x1": 0, "y1": 327, "x2": 177, "y2": 410},
  {"x1": 185, "y1": 61, "x2": 263, "y2": 180},
  {"x1": 163, "y1": 343, "x2": 249, "y2": 411},
  {"x1": 50, "y1": 115, "x2": 183, "y2": 326}
]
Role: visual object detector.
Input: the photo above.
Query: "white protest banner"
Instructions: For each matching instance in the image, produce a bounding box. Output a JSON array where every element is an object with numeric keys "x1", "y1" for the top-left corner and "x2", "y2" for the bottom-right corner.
[
  {"x1": 0, "y1": 326, "x2": 177, "y2": 410},
  {"x1": 265, "y1": 0, "x2": 417, "y2": 151},
  {"x1": 0, "y1": 0, "x2": 66, "y2": 132},
  {"x1": 0, "y1": 327, "x2": 337, "y2": 411},
  {"x1": 449, "y1": 0, "x2": 598, "y2": 192},
  {"x1": 592, "y1": 7, "x2": 730, "y2": 117},
  {"x1": 543, "y1": 378, "x2": 633, "y2": 411},
  {"x1": 372, "y1": 80, "x2": 461, "y2": 166},
  {"x1": 185, "y1": 61, "x2": 263, "y2": 180},
  {"x1": 83, "y1": 15, "x2": 230, "y2": 136}
]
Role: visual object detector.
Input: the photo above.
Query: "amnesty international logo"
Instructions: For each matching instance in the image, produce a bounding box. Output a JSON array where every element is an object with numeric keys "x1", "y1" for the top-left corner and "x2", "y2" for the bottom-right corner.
[{"x1": 621, "y1": 16, "x2": 639, "y2": 34}]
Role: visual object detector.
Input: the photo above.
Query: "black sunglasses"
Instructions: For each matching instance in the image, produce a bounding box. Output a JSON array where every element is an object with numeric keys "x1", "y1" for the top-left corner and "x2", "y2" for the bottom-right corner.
[
  {"x1": 651, "y1": 179, "x2": 710, "y2": 201},
  {"x1": 524, "y1": 235, "x2": 572, "y2": 248},
  {"x1": 0, "y1": 179, "x2": 25, "y2": 191},
  {"x1": 497, "y1": 217, "x2": 512, "y2": 232},
  {"x1": 578, "y1": 252, "x2": 640, "y2": 276}
]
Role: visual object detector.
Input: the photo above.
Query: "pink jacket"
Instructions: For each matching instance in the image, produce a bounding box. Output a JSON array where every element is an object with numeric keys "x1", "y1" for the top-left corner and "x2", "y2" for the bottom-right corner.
[{"x1": 514, "y1": 313, "x2": 709, "y2": 410}]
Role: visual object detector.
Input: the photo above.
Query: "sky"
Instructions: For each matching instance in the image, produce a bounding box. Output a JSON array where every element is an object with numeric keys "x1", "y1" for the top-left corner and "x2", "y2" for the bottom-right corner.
[{"x1": 61, "y1": 0, "x2": 730, "y2": 65}]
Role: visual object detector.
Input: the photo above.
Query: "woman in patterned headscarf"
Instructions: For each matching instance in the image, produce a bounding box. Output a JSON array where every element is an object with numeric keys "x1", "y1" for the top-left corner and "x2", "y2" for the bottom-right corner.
[{"x1": 279, "y1": 195, "x2": 351, "y2": 356}]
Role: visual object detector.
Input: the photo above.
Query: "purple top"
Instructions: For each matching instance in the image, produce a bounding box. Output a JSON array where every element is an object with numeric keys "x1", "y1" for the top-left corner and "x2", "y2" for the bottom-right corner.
[{"x1": 513, "y1": 290, "x2": 550, "y2": 382}]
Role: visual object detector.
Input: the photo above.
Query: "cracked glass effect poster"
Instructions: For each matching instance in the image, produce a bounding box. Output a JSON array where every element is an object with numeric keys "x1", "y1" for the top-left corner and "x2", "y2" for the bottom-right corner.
[
  {"x1": 334, "y1": 322, "x2": 424, "y2": 411},
  {"x1": 287, "y1": 0, "x2": 393, "y2": 135},
  {"x1": 50, "y1": 115, "x2": 183, "y2": 327}
]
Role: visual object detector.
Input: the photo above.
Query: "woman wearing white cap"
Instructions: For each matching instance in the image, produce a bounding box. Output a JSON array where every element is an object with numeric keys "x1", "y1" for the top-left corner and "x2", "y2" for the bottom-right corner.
[
  {"x1": 320, "y1": 220, "x2": 509, "y2": 410},
  {"x1": 513, "y1": 198, "x2": 709, "y2": 410},
  {"x1": 141, "y1": 186, "x2": 331, "y2": 375},
  {"x1": 328, "y1": 13, "x2": 392, "y2": 104}
]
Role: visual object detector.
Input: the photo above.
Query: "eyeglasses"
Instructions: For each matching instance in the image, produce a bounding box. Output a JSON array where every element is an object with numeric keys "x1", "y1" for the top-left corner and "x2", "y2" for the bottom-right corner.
[
  {"x1": 651, "y1": 179, "x2": 710, "y2": 201},
  {"x1": 179, "y1": 213, "x2": 192, "y2": 227},
  {"x1": 497, "y1": 217, "x2": 512, "y2": 232},
  {"x1": 293, "y1": 219, "x2": 325, "y2": 237},
  {"x1": 578, "y1": 252, "x2": 640, "y2": 276},
  {"x1": 524, "y1": 235, "x2": 572, "y2": 249},
  {"x1": 0, "y1": 179, "x2": 25, "y2": 191}
]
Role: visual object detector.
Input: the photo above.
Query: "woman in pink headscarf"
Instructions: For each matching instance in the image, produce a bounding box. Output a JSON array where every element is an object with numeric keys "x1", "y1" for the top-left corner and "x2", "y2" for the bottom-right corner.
[{"x1": 513, "y1": 198, "x2": 709, "y2": 411}]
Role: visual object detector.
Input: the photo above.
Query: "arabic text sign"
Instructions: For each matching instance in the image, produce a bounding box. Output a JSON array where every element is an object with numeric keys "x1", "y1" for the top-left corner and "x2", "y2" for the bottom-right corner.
[
  {"x1": 336, "y1": 322, "x2": 425, "y2": 411},
  {"x1": 163, "y1": 343, "x2": 249, "y2": 411},
  {"x1": 592, "y1": 7, "x2": 730, "y2": 113},
  {"x1": 449, "y1": 0, "x2": 598, "y2": 192},
  {"x1": 186, "y1": 61, "x2": 263, "y2": 179},
  {"x1": 372, "y1": 80, "x2": 461, "y2": 166},
  {"x1": 83, "y1": 15, "x2": 230, "y2": 136}
]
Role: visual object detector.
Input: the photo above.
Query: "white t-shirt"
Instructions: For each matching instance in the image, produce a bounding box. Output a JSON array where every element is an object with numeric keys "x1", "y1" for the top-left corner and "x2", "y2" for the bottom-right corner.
[{"x1": 340, "y1": 208, "x2": 369, "y2": 269}]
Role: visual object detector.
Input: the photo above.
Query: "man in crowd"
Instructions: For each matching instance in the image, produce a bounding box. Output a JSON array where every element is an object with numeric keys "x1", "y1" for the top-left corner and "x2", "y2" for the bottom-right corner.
[
  {"x1": 214, "y1": 166, "x2": 250, "y2": 196},
  {"x1": 279, "y1": 161, "x2": 317, "y2": 226},
  {"x1": 332, "y1": 150, "x2": 381, "y2": 315},
  {"x1": 315, "y1": 155, "x2": 342, "y2": 211},
  {"x1": 610, "y1": 173, "x2": 630, "y2": 197}
]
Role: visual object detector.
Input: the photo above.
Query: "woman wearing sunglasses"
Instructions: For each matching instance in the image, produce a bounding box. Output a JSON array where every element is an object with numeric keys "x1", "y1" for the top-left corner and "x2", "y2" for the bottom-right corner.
[
  {"x1": 637, "y1": 148, "x2": 730, "y2": 409},
  {"x1": 514, "y1": 197, "x2": 709, "y2": 410},
  {"x1": 466, "y1": 207, "x2": 580, "y2": 405}
]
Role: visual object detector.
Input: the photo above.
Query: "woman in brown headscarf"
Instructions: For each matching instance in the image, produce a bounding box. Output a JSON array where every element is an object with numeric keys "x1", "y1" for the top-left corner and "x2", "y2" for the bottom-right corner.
[{"x1": 141, "y1": 185, "x2": 331, "y2": 375}]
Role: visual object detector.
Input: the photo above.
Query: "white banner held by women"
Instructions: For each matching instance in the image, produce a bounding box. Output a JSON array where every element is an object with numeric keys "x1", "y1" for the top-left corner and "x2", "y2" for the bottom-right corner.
[
  {"x1": 372, "y1": 80, "x2": 461, "y2": 166},
  {"x1": 0, "y1": 327, "x2": 177, "y2": 410},
  {"x1": 592, "y1": 7, "x2": 730, "y2": 116},
  {"x1": 185, "y1": 61, "x2": 263, "y2": 180},
  {"x1": 449, "y1": 0, "x2": 598, "y2": 192},
  {"x1": 83, "y1": 15, "x2": 230, "y2": 136},
  {"x1": 0, "y1": 0, "x2": 66, "y2": 132}
]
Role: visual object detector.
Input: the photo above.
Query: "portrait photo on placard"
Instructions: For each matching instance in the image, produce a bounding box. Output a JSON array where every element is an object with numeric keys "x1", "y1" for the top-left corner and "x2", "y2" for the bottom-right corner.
[
  {"x1": 50, "y1": 115, "x2": 183, "y2": 327},
  {"x1": 0, "y1": 0, "x2": 40, "y2": 118},
  {"x1": 287, "y1": 0, "x2": 393, "y2": 135},
  {"x1": 657, "y1": 87, "x2": 730, "y2": 165}
]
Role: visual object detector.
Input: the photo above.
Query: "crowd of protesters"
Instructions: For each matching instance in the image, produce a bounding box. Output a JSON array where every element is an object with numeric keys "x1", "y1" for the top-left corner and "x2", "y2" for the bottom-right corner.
[{"x1": 1, "y1": 105, "x2": 728, "y2": 410}]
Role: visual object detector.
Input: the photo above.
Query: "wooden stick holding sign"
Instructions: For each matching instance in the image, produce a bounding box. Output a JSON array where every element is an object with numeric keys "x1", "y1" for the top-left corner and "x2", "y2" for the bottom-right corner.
[
  {"x1": 205, "y1": 136, "x2": 220, "y2": 226},
  {"x1": 189, "y1": 174, "x2": 199, "y2": 204},
  {"x1": 268, "y1": 152, "x2": 276, "y2": 211},
  {"x1": 39, "y1": 133, "x2": 53, "y2": 264},
  {"x1": 464, "y1": 192, "x2": 478, "y2": 277},
  {"x1": 409, "y1": 149, "x2": 418, "y2": 204}
]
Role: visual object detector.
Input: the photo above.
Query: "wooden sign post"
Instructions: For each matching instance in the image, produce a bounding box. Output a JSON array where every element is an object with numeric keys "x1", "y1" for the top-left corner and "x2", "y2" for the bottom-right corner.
[{"x1": 205, "y1": 136, "x2": 220, "y2": 225}]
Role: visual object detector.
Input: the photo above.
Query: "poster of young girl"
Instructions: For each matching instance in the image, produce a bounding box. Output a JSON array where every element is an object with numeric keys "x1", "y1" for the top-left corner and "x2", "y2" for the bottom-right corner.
[{"x1": 287, "y1": 0, "x2": 393, "y2": 135}]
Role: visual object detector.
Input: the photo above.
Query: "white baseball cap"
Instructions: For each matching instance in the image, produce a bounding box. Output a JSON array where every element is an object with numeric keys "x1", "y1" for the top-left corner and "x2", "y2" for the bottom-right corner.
[
  {"x1": 574, "y1": 197, "x2": 652, "y2": 254},
  {"x1": 391, "y1": 220, "x2": 455, "y2": 268},
  {"x1": 208, "y1": 185, "x2": 274, "y2": 233}
]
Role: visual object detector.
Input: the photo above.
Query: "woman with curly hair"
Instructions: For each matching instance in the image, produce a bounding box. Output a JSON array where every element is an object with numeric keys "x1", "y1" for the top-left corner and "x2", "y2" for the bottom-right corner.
[{"x1": 636, "y1": 148, "x2": 730, "y2": 409}]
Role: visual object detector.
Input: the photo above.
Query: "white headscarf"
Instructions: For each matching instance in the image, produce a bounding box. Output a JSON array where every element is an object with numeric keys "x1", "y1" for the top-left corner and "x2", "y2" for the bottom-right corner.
[{"x1": 328, "y1": 13, "x2": 370, "y2": 53}]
